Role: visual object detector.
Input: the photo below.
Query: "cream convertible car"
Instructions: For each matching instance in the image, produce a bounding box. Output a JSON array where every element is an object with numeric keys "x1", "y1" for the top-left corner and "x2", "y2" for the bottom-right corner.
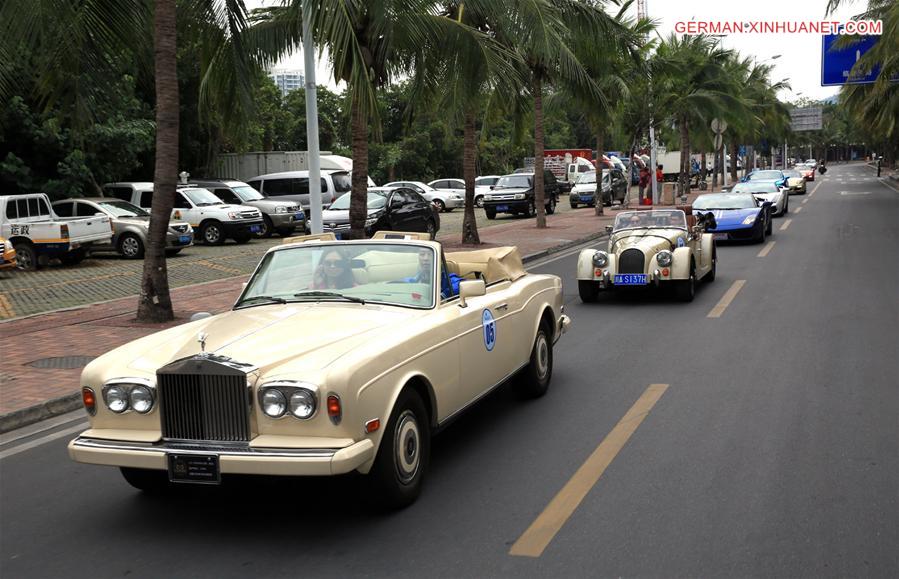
[
  {"x1": 69, "y1": 233, "x2": 569, "y2": 507},
  {"x1": 576, "y1": 208, "x2": 717, "y2": 302}
]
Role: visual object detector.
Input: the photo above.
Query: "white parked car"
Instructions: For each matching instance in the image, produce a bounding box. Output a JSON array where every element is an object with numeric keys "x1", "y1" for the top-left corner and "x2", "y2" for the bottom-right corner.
[
  {"x1": 247, "y1": 170, "x2": 376, "y2": 211},
  {"x1": 474, "y1": 175, "x2": 501, "y2": 207},
  {"x1": 104, "y1": 182, "x2": 264, "y2": 244},
  {"x1": 383, "y1": 181, "x2": 463, "y2": 212}
]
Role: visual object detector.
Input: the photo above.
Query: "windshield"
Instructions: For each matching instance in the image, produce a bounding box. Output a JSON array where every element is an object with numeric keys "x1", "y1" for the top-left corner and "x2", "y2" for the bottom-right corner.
[
  {"x1": 747, "y1": 170, "x2": 782, "y2": 181},
  {"x1": 97, "y1": 200, "x2": 149, "y2": 217},
  {"x1": 182, "y1": 188, "x2": 224, "y2": 206},
  {"x1": 495, "y1": 175, "x2": 533, "y2": 188},
  {"x1": 577, "y1": 172, "x2": 596, "y2": 185},
  {"x1": 233, "y1": 186, "x2": 264, "y2": 201},
  {"x1": 613, "y1": 210, "x2": 687, "y2": 231},
  {"x1": 238, "y1": 243, "x2": 437, "y2": 309},
  {"x1": 732, "y1": 182, "x2": 777, "y2": 194},
  {"x1": 693, "y1": 194, "x2": 757, "y2": 210},
  {"x1": 783, "y1": 170, "x2": 801, "y2": 179},
  {"x1": 329, "y1": 192, "x2": 388, "y2": 210}
]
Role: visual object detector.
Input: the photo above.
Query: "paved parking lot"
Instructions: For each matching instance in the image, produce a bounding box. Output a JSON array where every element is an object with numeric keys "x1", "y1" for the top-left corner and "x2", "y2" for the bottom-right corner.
[{"x1": 0, "y1": 200, "x2": 585, "y2": 319}]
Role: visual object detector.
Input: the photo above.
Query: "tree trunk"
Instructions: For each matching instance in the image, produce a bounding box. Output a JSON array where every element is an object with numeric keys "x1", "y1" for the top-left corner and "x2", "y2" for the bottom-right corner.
[
  {"x1": 533, "y1": 76, "x2": 546, "y2": 228},
  {"x1": 729, "y1": 139, "x2": 738, "y2": 182},
  {"x1": 136, "y1": 0, "x2": 178, "y2": 323},
  {"x1": 349, "y1": 95, "x2": 369, "y2": 239},
  {"x1": 594, "y1": 130, "x2": 604, "y2": 215},
  {"x1": 700, "y1": 151, "x2": 707, "y2": 181},
  {"x1": 461, "y1": 109, "x2": 480, "y2": 244},
  {"x1": 678, "y1": 117, "x2": 690, "y2": 201}
]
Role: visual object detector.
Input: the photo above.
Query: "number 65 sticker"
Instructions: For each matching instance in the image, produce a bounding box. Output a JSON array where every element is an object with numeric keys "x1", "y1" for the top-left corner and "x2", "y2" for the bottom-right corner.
[{"x1": 482, "y1": 309, "x2": 496, "y2": 352}]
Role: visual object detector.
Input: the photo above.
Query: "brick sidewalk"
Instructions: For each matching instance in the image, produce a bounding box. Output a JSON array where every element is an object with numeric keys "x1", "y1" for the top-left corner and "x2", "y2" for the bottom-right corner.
[{"x1": 0, "y1": 197, "x2": 697, "y2": 431}]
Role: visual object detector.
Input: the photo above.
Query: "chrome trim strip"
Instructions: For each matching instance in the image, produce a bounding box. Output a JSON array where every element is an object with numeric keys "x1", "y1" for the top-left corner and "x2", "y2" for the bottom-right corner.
[{"x1": 71, "y1": 437, "x2": 339, "y2": 458}]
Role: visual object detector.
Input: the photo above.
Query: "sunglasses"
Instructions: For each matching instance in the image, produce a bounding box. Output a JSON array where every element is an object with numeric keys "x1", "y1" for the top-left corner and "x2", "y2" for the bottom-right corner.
[{"x1": 323, "y1": 259, "x2": 346, "y2": 267}]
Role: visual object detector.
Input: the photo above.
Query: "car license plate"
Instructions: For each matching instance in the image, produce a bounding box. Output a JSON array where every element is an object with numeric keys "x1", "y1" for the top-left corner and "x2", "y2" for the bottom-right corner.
[
  {"x1": 496, "y1": 205, "x2": 509, "y2": 211},
  {"x1": 580, "y1": 195, "x2": 594, "y2": 202},
  {"x1": 249, "y1": 225, "x2": 261, "y2": 233},
  {"x1": 614, "y1": 274, "x2": 647, "y2": 285},
  {"x1": 713, "y1": 233, "x2": 728, "y2": 241},
  {"x1": 178, "y1": 234, "x2": 191, "y2": 244},
  {"x1": 168, "y1": 453, "x2": 220, "y2": 484},
  {"x1": 295, "y1": 212, "x2": 305, "y2": 220}
]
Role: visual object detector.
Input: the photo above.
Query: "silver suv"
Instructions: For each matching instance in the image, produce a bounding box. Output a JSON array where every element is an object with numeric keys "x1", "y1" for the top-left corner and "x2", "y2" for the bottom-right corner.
[{"x1": 193, "y1": 179, "x2": 306, "y2": 238}]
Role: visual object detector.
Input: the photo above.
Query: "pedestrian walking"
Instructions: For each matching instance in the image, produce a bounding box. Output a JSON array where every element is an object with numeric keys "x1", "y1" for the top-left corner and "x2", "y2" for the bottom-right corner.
[
  {"x1": 638, "y1": 165, "x2": 650, "y2": 202},
  {"x1": 877, "y1": 156, "x2": 882, "y2": 177}
]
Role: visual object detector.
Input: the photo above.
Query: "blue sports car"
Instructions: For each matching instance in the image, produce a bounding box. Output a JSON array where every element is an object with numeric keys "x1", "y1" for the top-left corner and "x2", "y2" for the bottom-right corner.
[{"x1": 693, "y1": 192, "x2": 772, "y2": 243}]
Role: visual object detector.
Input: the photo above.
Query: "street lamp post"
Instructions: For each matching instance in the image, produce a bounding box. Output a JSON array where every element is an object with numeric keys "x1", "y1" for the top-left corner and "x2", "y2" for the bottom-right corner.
[{"x1": 303, "y1": 1, "x2": 323, "y2": 234}]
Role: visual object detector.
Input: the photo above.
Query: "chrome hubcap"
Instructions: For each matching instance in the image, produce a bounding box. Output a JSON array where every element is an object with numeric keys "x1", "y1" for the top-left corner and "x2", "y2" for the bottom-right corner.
[
  {"x1": 204, "y1": 226, "x2": 221, "y2": 243},
  {"x1": 122, "y1": 237, "x2": 139, "y2": 256},
  {"x1": 536, "y1": 334, "x2": 549, "y2": 380},
  {"x1": 394, "y1": 410, "x2": 420, "y2": 484}
]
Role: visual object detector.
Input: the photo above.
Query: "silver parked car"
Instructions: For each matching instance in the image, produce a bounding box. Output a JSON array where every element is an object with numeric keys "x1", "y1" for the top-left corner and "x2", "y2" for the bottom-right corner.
[
  {"x1": 52, "y1": 198, "x2": 193, "y2": 258},
  {"x1": 192, "y1": 179, "x2": 306, "y2": 238}
]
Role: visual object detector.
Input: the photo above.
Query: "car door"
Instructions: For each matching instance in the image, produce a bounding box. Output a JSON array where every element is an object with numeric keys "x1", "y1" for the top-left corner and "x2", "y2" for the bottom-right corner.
[
  {"x1": 172, "y1": 191, "x2": 197, "y2": 226},
  {"x1": 406, "y1": 191, "x2": 433, "y2": 232},
  {"x1": 388, "y1": 190, "x2": 417, "y2": 231},
  {"x1": 75, "y1": 201, "x2": 114, "y2": 250}
]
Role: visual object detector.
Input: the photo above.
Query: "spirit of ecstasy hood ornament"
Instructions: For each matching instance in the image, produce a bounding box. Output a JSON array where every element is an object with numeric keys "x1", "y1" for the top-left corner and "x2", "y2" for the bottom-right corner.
[{"x1": 197, "y1": 331, "x2": 208, "y2": 356}]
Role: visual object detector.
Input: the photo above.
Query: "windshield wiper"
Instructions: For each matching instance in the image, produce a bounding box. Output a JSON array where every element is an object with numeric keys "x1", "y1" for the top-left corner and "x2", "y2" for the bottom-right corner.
[
  {"x1": 293, "y1": 291, "x2": 365, "y2": 305},
  {"x1": 236, "y1": 295, "x2": 287, "y2": 308}
]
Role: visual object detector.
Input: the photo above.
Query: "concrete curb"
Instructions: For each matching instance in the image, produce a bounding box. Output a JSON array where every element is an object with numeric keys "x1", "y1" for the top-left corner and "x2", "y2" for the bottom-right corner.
[
  {"x1": 0, "y1": 229, "x2": 610, "y2": 434},
  {"x1": 0, "y1": 392, "x2": 82, "y2": 434}
]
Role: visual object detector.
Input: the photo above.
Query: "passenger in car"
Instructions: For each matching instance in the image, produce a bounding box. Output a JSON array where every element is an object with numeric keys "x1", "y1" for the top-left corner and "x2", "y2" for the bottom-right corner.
[{"x1": 313, "y1": 248, "x2": 356, "y2": 290}]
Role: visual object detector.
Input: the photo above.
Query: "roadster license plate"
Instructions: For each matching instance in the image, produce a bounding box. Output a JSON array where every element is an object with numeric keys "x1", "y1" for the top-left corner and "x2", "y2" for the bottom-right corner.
[
  {"x1": 168, "y1": 454, "x2": 221, "y2": 484},
  {"x1": 713, "y1": 233, "x2": 728, "y2": 241},
  {"x1": 614, "y1": 274, "x2": 647, "y2": 285},
  {"x1": 496, "y1": 205, "x2": 509, "y2": 212},
  {"x1": 295, "y1": 212, "x2": 304, "y2": 220}
]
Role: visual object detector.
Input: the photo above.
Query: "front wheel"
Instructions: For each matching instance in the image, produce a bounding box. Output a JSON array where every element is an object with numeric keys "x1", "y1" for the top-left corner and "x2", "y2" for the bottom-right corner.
[
  {"x1": 59, "y1": 248, "x2": 87, "y2": 266},
  {"x1": 200, "y1": 221, "x2": 225, "y2": 245},
  {"x1": 516, "y1": 323, "x2": 553, "y2": 398},
  {"x1": 570, "y1": 201, "x2": 578, "y2": 209},
  {"x1": 675, "y1": 266, "x2": 696, "y2": 302},
  {"x1": 704, "y1": 247, "x2": 717, "y2": 282},
  {"x1": 258, "y1": 215, "x2": 274, "y2": 238},
  {"x1": 546, "y1": 196, "x2": 556, "y2": 215},
  {"x1": 485, "y1": 207, "x2": 496, "y2": 220},
  {"x1": 475, "y1": 195, "x2": 484, "y2": 208},
  {"x1": 120, "y1": 467, "x2": 170, "y2": 494},
  {"x1": 425, "y1": 220, "x2": 437, "y2": 241},
  {"x1": 433, "y1": 199, "x2": 446, "y2": 213},
  {"x1": 118, "y1": 233, "x2": 145, "y2": 259},
  {"x1": 526, "y1": 200, "x2": 536, "y2": 218},
  {"x1": 578, "y1": 280, "x2": 599, "y2": 303},
  {"x1": 765, "y1": 216, "x2": 773, "y2": 236},
  {"x1": 370, "y1": 390, "x2": 430, "y2": 509}
]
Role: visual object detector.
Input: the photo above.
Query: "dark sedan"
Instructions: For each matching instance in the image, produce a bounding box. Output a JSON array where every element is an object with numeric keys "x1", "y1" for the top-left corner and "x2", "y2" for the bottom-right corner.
[{"x1": 321, "y1": 187, "x2": 440, "y2": 239}]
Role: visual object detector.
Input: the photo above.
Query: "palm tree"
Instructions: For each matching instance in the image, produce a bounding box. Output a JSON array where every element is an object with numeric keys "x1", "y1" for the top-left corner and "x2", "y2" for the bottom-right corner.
[{"x1": 652, "y1": 34, "x2": 742, "y2": 197}]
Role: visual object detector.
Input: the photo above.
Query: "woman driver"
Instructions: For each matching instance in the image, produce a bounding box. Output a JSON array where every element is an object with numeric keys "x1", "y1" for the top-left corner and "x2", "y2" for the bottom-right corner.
[{"x1": 313, "y1": 248, "x2": 356, "y2": 290}]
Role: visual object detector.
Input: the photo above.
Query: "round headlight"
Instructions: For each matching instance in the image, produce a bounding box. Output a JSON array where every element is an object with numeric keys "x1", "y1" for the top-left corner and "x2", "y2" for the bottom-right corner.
[
  {"x1": 289, "y1": 390, "x2": 316, "y2": 419},
  {"x1": 129, "y1": 386, "x2": 154, "y2": 414},
  {"x1": 592, "y1": 251, "x2": 608, "y2": 267},
  {"x1": 657, "y1": 250, "x2": 672, "y2": 267},
  {"x1": 105, "y1": 385, "x2": 129, "y2": 413},
  {"x1": 262, "y1": 389, "x2": 287, "y2": 418}
]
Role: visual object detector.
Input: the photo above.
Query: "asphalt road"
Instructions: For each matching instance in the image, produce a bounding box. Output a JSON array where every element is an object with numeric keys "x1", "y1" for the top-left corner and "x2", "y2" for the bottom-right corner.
[{"x1": 1, "y1": 163, "x2": 896, "y2": 578}]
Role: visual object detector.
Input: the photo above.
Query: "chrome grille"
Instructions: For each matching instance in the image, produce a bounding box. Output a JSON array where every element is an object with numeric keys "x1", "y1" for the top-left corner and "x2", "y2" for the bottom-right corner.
[
  {"x1": 239, "y1": 210, "x2": 259, "y2": 219},
  {"x1": 158, "y1": 372, "x2": 250, "y2": 441},
  {"x1": 619, "y1": 249, "x2": 645, "y2": 274},
  {"x1": 0, "y1": 241, "x2": 5, "y2": 253}
]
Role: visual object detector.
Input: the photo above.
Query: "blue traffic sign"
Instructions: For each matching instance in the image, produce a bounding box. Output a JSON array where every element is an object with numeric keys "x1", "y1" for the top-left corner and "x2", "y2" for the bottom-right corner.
[{"x1": 821, "y1": 34, "x2": 881, "y2": 86}]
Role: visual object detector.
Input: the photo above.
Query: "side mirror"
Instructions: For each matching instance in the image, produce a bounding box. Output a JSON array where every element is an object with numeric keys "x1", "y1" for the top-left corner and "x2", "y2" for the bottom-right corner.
[
  {"x1": 95, "y1": 212, "x2": 106, "y2": 217},
  {"x1": 605, "y1": 225, "x2": 613, "y2": 234},
  {"x1": 190, "y1": 312, "x2": 212, "y2": 322},
  {"x1": 489, "y1": 185, "x2": 495, "y2": 190},
  {"x1": 458, "y1": 279, "x2": 486, "y2": 308}
]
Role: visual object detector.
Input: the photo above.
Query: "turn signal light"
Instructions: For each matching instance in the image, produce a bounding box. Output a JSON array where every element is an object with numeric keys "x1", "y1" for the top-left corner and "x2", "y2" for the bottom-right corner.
[
  {"x1": 327, "y1": 394, "x2": 342, "y2": 424},
  {"x1": 82, "y1": 387, "x2": 96, "y2": 415},
  {"x1": 365, "y1": 418, "x2": 381, "y2": 433},
  {"x1": 594, "y1": 268, "x2": 603, "y2": 276},
  {"x1": 662, "y1": 268, "x2": 670, "y2": 277}
]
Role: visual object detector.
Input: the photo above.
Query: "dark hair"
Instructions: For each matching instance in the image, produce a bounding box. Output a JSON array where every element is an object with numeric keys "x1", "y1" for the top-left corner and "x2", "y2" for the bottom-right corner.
[{"x1": 314, "y1": 248, "x2": 355, "y2": 289}]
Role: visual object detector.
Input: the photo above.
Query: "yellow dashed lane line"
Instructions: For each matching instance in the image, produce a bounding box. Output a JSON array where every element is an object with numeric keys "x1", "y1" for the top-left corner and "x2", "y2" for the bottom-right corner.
[{"x1": 0, "y1": 293, "x2": 16, "y2": 319}]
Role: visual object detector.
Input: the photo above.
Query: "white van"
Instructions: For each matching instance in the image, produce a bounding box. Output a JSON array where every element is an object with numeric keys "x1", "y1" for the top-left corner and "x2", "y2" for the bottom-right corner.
[
  {"x1": 247, "y1": 170, "x2": 376, "y2": 210},
  {"x1": 103, "y1": 182, "x2": 263, "y2": 245}
]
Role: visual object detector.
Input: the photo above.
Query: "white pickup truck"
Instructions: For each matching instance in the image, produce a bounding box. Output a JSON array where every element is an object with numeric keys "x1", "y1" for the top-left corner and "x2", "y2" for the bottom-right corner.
[{"x1": 0, "y1": 193, "x2": 113, "y2": 270}]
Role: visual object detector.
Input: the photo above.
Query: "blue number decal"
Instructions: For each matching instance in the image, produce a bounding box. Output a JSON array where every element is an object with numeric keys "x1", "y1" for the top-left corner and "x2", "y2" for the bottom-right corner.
[{"x1": 482, "y1": 309, "x2": 496, "y2": 352}]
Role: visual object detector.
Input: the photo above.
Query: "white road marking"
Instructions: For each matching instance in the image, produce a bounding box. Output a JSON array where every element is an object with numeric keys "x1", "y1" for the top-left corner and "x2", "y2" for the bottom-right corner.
[
  {"x1": 757, "y1": 241, "x2": 776, "y2": 257},
  {"x1": 794, "y1": 206, "x2": 803, "y2": 213},
  {"x1": 801, "y1": 198, "x2": 809, "y2": 204},
  {"x1": 0, "y1": 423, "x2": 87, "y2": 460},
  {"x1": 780, "y1": 219, "x2": 793, "y2": 231},
  {"x1": 840, "y1": 191, "x2": 871, "y2": 196}
]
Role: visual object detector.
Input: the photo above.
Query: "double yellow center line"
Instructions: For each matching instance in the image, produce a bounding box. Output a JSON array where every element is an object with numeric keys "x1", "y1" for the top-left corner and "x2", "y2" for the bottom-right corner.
[{"x1": 510, "y1": 384, "x2": 670, "y2": 558}]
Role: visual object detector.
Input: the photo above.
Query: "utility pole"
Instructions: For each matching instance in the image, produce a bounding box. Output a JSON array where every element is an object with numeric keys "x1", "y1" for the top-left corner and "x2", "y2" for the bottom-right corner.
[{"x1": 303, "y1": 1, "x2": 323, "y2": 234}]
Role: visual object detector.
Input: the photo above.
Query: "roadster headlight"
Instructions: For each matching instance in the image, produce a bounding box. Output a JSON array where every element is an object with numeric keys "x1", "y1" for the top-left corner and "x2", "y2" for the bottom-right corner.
[
  {"x1": 592, "y1": 251, "x2": 609, "y2": 267},
  {"x1": 289, "y1": 390, "x2": 316, "y2": 419},
  {"x1": 104, "y1": 385, "x2": 129, "y2": 413},
  {"x1": 742, "y1": 214, "x2": 757, "y2": 225},
  {"x1": 129, "y1": 386, "x2": 154, "y2": 414},
  {"x1": 656, "y1": 250, "x2": 672, "y2": 267},
  {"x1": 262, "y1": 389, "x2": 287, "y2": 418}
]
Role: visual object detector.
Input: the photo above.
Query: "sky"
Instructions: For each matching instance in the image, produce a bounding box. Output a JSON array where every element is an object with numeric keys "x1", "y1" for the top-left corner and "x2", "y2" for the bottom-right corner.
[{"x1": 251, "y1": 0, "x2": 867, "y2": 104}]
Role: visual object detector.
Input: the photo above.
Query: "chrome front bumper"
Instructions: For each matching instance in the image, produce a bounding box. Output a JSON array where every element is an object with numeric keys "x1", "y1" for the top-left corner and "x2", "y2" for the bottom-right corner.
[{"x1": 69, "y1": 434, "x2": 374, "y2": 476}]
